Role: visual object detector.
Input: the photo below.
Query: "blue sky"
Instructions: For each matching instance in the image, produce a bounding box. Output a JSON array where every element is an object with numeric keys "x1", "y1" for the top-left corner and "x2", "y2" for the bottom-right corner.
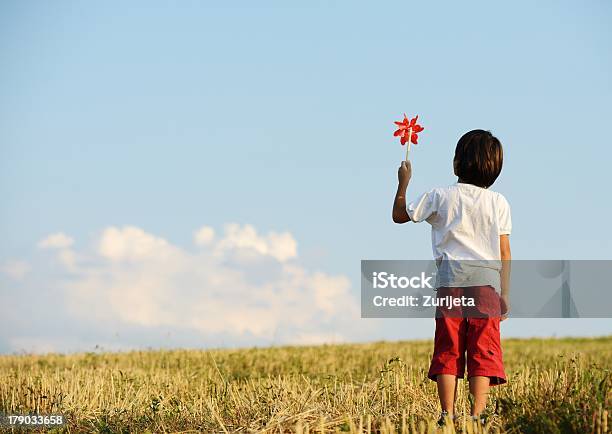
[{"x1": 1, "y1": 1, "x2": 611, "y2": 353}]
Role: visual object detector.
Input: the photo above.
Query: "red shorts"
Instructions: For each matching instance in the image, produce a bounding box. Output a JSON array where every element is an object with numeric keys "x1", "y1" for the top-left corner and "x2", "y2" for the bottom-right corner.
[{"x1": 428, "y1": 286, "x2": 506, "y2": 385}]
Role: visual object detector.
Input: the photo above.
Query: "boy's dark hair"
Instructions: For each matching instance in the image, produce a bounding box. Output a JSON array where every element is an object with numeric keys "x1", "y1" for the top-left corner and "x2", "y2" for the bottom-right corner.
[{"x1": 454, "y1": 129, "x2": 503, "y2": 188}]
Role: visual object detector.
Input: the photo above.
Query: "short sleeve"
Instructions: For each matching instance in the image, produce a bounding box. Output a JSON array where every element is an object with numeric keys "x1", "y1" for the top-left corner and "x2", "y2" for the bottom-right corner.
[
  {"x1": 407, "y1": 189, "x2": 438, "y2": 224},
  {"x1": 497, "y1": 194, "x2": 512, "y2": 235}
]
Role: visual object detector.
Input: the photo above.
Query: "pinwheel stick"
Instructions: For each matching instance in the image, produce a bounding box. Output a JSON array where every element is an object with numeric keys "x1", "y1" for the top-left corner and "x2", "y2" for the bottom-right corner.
[{"x1": 405, "y1": 128, "x2": 412, "y2": 161}]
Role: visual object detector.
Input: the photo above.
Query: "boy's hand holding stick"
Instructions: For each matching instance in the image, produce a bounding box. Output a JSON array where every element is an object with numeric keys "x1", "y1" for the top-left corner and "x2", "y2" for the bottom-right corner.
[
  {"x1": 392, "y1": 161, "x2": 412, "y2": 223},
  {"x1": 398, "y1": 160, "x2": 412, "y2": 187},
  {"x1": 392, "y1": 113, "x2": 423, "y2": 223}
]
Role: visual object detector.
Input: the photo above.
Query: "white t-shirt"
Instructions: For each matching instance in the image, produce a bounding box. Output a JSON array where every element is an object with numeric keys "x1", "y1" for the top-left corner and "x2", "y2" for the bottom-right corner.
[{"x1": 407, "y1": 182, "x2": 512, "y2": 290}]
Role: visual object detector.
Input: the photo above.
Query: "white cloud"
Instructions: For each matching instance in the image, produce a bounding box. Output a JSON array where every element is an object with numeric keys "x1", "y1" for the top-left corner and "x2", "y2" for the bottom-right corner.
[
  {"x1": 42, "y1": 224, "x2": 359, "y2": 345},
  {"x1": 215, "y1": 223, "x2": 297, "y2": 262},
  {"x1": 0, "y1": 260, "x2": 31, "y2": 280},
  {"x1": 98, "y1": 226, "x2": 182, "y2": 263},
  {"x1": 37, "y1": 232, "x2": 74, "y2": 249},
  {"x1": 58, "y1": 249, "x2": 78, "y2": 269},
  {"x1": 37, "y1": 232, "x2": 78, "y2": 271},
  {"x1": 194, "y1": 226, "x2": 215, "y2": 246}
]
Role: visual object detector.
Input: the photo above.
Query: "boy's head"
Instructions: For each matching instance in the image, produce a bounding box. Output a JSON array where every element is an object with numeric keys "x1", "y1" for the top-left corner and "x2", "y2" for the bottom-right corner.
[{"x1": 453, "y1": 129, "x2": 503, "y2": 188}]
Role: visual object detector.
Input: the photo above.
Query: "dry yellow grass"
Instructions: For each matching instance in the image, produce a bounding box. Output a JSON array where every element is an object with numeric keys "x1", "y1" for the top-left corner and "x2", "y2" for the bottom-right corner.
[{"x1": 0, "y1": 337, "x2": 610, "y2": 433}]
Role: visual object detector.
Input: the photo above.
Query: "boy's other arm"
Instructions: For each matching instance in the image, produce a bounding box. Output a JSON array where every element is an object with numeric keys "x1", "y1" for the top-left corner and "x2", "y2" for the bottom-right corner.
[
  {"x1": 500, "y1": 234, "x2": 511, "y2": 320},
  {"x1": 392, "y1": 161, "x2": 412, "y2": 224}
]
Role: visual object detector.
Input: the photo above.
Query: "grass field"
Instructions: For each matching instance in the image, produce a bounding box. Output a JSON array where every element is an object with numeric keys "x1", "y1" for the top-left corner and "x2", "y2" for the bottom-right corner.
[{"x1": 0, "y1": 337, "x2": 610, "y2": 433}]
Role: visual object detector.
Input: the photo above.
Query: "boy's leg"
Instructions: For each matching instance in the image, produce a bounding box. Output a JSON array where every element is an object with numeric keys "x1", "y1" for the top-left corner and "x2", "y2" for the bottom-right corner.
[
  {"x1": 428, "y1": 312, "x2": 466, "y2": 418},
  {"x1": 468, "y1": 375, "x2": 490, "y2": 416},
  {"x1": 465, "y1": 304, "x2": 507, "y2": 417},
  {"x1": 436, "y1": 374, "x2": 458, "y2": 416}
]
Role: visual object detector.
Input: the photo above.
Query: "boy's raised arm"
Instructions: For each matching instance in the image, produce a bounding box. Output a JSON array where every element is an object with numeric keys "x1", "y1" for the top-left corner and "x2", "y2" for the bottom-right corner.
[{"x1": 392, "y1": 161, "x2": 412, "y2": 224}]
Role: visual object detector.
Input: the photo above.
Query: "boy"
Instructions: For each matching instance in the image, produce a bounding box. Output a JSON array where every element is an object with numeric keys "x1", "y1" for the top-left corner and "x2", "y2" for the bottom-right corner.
[{"x1": 392, "y1": 129, "x2": 511, "y2": 424}]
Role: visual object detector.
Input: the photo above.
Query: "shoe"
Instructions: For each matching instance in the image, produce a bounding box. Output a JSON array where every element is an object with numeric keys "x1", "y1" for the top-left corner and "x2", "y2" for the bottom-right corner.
[{"x1": 437, "y1": 410, "x2": 455, "y2": 427}]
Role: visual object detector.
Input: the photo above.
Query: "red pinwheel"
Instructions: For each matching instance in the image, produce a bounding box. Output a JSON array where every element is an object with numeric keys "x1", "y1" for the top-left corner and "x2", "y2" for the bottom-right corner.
[
  {"x1": 394, "y1": 114, "x2": 424, "y2": 145},
  {"x1": 393, "y1": 113, "x2": 424, "y2": 160}
]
